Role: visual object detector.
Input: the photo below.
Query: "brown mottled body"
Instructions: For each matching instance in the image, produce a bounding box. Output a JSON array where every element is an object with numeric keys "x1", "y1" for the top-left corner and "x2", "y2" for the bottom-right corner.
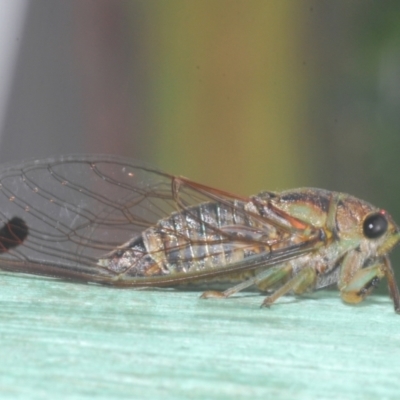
[
  {"x1": 99, "y1": 187, "x2": 400, "y2": 312},
  {"x1": 103, "y1": 195, "x2": 284, "y2": 280}
]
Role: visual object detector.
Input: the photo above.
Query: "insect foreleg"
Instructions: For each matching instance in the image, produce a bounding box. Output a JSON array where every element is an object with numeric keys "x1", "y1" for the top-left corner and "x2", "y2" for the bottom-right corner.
[
  {"x1": 261, "y1": 266, "x2": 317, "y2": 307},
  {"x1": 338, "y1": 249, "x2": 394, "y2": 306},
  {"x1": 338, "y1": 249, "x2": 365, "y2": 294},
  {"x1": 382, "y1": 256, "x2": 400, "y2": 313},
  {"x1": 339, "y1": 262, "x2": 385, "y2": 304},
  {"x1": 340, "y1": 256, "x2": 400, "y2": 313}
]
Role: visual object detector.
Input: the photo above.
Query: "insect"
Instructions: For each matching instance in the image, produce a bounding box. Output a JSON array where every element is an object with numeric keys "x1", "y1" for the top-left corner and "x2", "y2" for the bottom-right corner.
[{"x1": 0, "y1": 154, "x2": 398, "y2": 312}]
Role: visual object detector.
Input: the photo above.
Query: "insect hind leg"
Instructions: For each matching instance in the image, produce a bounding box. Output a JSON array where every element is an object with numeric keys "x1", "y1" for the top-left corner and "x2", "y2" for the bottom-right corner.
[{"x1": 200, "y1": 276, "x2": 258, "y2": 299}]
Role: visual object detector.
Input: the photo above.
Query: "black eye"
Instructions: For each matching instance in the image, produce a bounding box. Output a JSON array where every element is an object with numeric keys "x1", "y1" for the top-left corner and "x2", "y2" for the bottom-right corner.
[{"x1": 363, "y1": 213, "x2": 388, "y2": 239}]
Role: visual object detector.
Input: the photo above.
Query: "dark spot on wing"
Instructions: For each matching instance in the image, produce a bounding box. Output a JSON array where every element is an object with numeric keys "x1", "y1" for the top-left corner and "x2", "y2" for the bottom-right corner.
[{"x1": 0, "y1": 217, "x2": 29, "y2": 253}]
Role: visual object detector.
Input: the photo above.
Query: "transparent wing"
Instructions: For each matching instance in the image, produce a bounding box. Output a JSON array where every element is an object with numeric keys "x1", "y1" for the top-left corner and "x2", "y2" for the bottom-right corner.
[{"x1": 0, "y1": 154, "x2": 320, "y2": 283}]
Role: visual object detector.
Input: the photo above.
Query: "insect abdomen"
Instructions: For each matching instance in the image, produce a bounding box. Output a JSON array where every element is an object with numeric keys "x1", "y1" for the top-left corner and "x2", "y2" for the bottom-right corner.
[
  {"x1": 144, "y1": 201, "x2": 251, "y2": 274},
  {"x1": 105, "y1": 200, "x2": 270, "y2": 278}
]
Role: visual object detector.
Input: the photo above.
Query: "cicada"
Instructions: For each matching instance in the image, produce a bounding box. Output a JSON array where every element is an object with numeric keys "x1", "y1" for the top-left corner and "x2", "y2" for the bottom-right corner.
[{"x1": 0, "y1": 154, "x2": 399, "y2": 312}]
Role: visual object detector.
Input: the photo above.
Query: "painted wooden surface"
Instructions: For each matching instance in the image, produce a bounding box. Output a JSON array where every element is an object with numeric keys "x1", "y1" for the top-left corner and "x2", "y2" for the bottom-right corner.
[{"x1": 1, "y1": 272, "x2": 399, "y2": 400}]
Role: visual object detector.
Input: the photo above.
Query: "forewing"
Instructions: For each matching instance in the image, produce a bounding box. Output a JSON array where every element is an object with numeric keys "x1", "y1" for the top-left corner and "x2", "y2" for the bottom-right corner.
[{"x1": 0, "y1": 154, "x2": 320, "y2": 282}]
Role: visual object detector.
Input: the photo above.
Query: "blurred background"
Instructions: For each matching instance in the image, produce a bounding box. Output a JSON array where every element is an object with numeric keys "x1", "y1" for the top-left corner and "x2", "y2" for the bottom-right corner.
[{"x1": 1, "y1": 0, "x2": 400, "y2": 289}]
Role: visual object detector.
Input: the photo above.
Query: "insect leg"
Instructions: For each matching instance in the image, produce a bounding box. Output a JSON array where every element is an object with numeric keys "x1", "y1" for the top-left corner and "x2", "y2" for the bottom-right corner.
[
  {"x1": 254, "y1": 264, "x2": 293, "y2": 292},
  {"x1": 382, "y1": 256, "x2": 400, "y2": 313},
  {"x1": 200, "y1": 278, "x2": 258, "y2": 299},
  {"x1": 338, "y1": 249, "x2": 390, "y2": 305},
  {"x1": 200, "y1": 263, "x2": 293, "y2": 299},
  {"x1": 339, "y1": 262, "x2": 385, "y2": 304},
  {"x1": 261, "y1": 266, "x2": 317, "y2": 307},
  {"x1": 340, "y1": 256, "x2": 400, "y2": 313},
  {"x1": 338, "y1": 249, "x2": 364, "y2": 293}
]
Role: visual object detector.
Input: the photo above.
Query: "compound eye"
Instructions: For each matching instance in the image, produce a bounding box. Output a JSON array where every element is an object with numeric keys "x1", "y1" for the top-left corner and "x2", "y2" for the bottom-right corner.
[{"x1": 363, "y1": 212, "x2": 388, "y2": 239}]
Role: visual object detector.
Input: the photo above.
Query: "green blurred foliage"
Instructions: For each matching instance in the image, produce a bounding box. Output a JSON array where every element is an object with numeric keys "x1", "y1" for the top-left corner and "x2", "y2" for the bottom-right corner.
[{"x1": 143, "y1": 1, "x2": 313, "y2": 195}]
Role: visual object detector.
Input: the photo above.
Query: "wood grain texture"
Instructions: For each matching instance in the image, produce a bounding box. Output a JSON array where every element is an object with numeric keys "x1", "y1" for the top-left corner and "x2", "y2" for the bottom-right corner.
[{"x1": 0, "y1": 272, "x2": 399, "y2": 400}]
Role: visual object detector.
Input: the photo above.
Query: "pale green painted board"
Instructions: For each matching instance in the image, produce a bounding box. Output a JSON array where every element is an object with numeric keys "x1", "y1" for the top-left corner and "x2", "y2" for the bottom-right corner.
[{"x1": 0, "y1": 272, "x2": 399, "y2": 400}]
